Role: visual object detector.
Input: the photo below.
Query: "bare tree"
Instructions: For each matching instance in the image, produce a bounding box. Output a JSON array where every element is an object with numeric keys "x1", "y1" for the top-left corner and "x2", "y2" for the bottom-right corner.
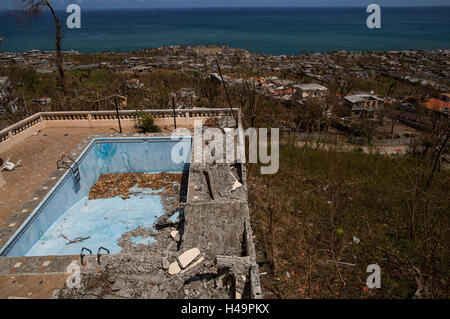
[
  {"x1": 11, "y1": 0, "x2": 67, "y2": 95},
  {"x1": 425, "y1": 132, "x2": 449, "y2": 191},
  {"x1": 0, "y1": 80, "x2": 22, "y2": 126},
  {"x1": 235, "y1": 79, "x2": 261, "y2": 128},
  {"x1": 328, "y1": 65, "x2": 360, "y2": 99},
  {"x1": 293, "y1": 99, "x2": 325, "y2": 133}
]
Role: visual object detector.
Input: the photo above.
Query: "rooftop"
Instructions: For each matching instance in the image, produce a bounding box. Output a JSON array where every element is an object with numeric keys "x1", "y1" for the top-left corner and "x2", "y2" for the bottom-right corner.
[
  {"x1": 344, "y1": 94, "x2": 384, "y2": 104},
  {"x1": 424, "y1": 98, "x2": 450, "y2": 111},
  {"x1": 293, "y1": 83, "x2": 328, "y2": 91}
]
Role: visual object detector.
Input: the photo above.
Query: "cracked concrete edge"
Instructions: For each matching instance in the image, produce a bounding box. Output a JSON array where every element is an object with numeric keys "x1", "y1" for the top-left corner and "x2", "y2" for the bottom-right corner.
[
  {"x1": 235, "y1": 109, "x2": 262, "y2": 298},
  {"x1": 243, "y1": 207, "x2": 262, "y2": 299}
]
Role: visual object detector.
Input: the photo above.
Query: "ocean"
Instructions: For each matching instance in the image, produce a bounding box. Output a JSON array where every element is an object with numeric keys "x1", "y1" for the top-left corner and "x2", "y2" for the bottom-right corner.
[{"x1": 0, "y1": 7, "x2": 449, "y2": 55}]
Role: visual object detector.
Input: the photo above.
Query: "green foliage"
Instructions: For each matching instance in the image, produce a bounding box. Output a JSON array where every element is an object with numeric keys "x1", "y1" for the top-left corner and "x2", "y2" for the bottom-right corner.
[
  {"x1": 67, "y1": 68, "x2": 115, "y2": 93},
  {"x1": 134, "y1": 112, "x2": 161, "y2": 133}
]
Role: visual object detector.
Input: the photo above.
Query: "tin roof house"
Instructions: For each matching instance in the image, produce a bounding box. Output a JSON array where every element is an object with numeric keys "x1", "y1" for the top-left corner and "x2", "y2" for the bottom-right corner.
[
  {"x1": 344, "y1": 93, "x2": 384, "y2": 117},
  {"x1": 293, "y1": 83, "x2": 328, "y2": 100}
]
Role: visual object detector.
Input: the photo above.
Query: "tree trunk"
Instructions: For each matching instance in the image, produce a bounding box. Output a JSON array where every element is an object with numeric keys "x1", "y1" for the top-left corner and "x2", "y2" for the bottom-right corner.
[
  {"x1": 46, "y1": 1, "x2": 66, "y2": 95},
  {"x1": 425, "y1": 134, "x2": 449, "y2": 191},
  {"x1": 391, "y1": 119, "x2": 395, "y2": 138}
]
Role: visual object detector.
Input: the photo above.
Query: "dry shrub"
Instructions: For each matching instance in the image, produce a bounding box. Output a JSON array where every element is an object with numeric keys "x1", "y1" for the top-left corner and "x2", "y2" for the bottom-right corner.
[{"x1": 248, "y1": 145, "x2": 449, "y2": 298}]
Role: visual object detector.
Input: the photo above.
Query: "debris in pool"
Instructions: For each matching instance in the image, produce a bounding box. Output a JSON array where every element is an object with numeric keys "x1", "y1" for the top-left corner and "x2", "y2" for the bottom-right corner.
[
  {"x1": 88, "y1": 172, "x2": 184, "y2": 215},
  {"x1": 156, "y1": 207, "x2": 183, "y2": 227},
  {"x1": 89, "y1": 172, "x2": 181, "y2": 201},
  {"x1": 67, "y1": 236, "x2": 91, "y2": 245},
  {"x1": 61, "y1": 234, "x2": 91, "y2": 245}
]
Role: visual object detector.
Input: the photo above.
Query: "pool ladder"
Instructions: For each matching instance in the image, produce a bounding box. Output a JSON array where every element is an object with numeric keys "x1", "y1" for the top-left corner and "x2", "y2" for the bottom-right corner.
[
  {"x1": 80, "y1": 247, "x2": 110, "y2": 266},
  {"x1": 57, "y1": 155, "x2": 81, "y2": 186}
]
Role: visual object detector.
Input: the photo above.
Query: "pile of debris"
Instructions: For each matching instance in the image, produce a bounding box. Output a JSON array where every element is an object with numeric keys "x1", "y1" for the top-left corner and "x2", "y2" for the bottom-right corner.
[
  {"x1": 89, "y1": 172, "x2": 182, "y2": 200},
  {"x1": 188, "y1": 164, "x2": 244, "y2": 201},
  {"x1": 54, "y1": 249, "x2": 251, "y2": 299}
]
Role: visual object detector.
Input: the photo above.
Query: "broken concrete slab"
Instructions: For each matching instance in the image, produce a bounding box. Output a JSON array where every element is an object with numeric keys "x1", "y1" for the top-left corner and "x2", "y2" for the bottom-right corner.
[
  {"x1": 180, "y1": 256, "x2": 204, "y2": 274},
  {"x1": 170, "y1": 230, "x2": 179, "y2": 241},
  {"x1": 177, "y1": 248, "x2": 201, "y2": 269},
  {"x1": 232, "y1": 179, "x2": 242, "y2": 191},
  {"x1": 168, "y1": 261, "x2": 181, "y2": 275}
]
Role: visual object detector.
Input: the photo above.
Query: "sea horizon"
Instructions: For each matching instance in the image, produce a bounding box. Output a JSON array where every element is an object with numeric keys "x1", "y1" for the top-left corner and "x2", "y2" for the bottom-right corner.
[
  {"x1": 1, "y1": 7, "x2": 449, "y2": 55},
  {"x1": 3, "y1": 5, "x2": 450, "y2": 10}
]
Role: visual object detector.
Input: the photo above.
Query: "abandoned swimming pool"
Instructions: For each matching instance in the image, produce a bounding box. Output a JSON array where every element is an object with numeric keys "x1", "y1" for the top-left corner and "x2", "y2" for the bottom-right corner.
[{"x1": 0, "y1": 136, "x2": 192, "y2": 257}]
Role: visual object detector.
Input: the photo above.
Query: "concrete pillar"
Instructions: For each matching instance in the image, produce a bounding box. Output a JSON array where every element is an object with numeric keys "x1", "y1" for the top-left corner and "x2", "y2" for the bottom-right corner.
[
  {"x1": 184, "y1": 111, "x2": 190, "y2": 126},
  {"x1": 88, "y1": 114, "x2": 93, "y2": 128}
]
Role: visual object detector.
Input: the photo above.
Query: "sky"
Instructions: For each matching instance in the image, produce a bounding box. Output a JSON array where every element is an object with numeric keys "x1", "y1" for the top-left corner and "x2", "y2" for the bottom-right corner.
[{"x1": 3, "y1": 0, "x2": 449, "y2": 9}]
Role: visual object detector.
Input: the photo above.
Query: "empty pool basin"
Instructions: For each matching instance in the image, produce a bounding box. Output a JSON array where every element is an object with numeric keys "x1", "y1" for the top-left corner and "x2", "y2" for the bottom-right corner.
[{"x1": 0, "y1": 136, "x2": 192, "y2": 257}]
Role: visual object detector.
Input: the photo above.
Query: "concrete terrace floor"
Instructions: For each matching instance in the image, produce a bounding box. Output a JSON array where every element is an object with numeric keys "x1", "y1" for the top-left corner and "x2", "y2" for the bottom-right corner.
[{"x1": 0, "y1": 127, "x2": 137, "y2": 227}]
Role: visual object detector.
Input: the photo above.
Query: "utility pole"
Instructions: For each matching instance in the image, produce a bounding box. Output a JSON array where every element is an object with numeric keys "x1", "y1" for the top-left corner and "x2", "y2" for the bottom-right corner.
[
  {"x1": 114, "y1": 95, "x2": 122, "y2": 134},
  {"x1": 425, "y1": 133, "x2": 449, "y2": 191},
  {"x1": 215, "y1": 58, "x2": 238, "y2": 128},
  {"x1": 22, "y1": 93, "x2": 29, "y2": 115},
  {"x1": 171, "y1": 93, "x2": 177, "y2": 129}
]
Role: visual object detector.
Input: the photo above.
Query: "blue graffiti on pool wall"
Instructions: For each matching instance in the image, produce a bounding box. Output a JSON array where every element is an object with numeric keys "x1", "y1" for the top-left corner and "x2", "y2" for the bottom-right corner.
[{"x1": 96, "y1": 143, "x2": 117, "y2": 160}]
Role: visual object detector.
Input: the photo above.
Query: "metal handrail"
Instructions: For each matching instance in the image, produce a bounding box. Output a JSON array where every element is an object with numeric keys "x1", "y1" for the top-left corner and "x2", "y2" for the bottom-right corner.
[
  {"x1": 56, "y1": 155, "x2": 78, "y2": 174},
  {"x1": 97, "y1": 247, "x2": 110, "y2": 265},
  {"x1": 80, "y1": 247, "x2": 92, "y2": 266}
]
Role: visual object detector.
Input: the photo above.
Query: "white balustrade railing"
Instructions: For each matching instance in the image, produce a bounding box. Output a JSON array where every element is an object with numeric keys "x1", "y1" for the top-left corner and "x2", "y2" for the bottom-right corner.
[{"x1": 0, "y1": 108, "x2": 234, "y2": 144}]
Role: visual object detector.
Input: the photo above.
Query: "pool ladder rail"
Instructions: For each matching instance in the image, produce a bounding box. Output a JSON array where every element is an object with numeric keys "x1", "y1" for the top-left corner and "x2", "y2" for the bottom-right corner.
[
  {"x1": 80, "y1": 247, "x2": 110, "y2": 266},
  {"x1": 57, "y1": 155, "x2": 81, "y2": 187}
]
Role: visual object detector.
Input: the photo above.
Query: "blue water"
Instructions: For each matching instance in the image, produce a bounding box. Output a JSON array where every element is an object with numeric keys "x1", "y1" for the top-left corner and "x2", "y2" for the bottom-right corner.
[
  {"x1": 1, "y1": 7, "x2": 449, "y2": 54},
  {"x1": 0, "y1": 137, "x2": 192, "y2": 257}
]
